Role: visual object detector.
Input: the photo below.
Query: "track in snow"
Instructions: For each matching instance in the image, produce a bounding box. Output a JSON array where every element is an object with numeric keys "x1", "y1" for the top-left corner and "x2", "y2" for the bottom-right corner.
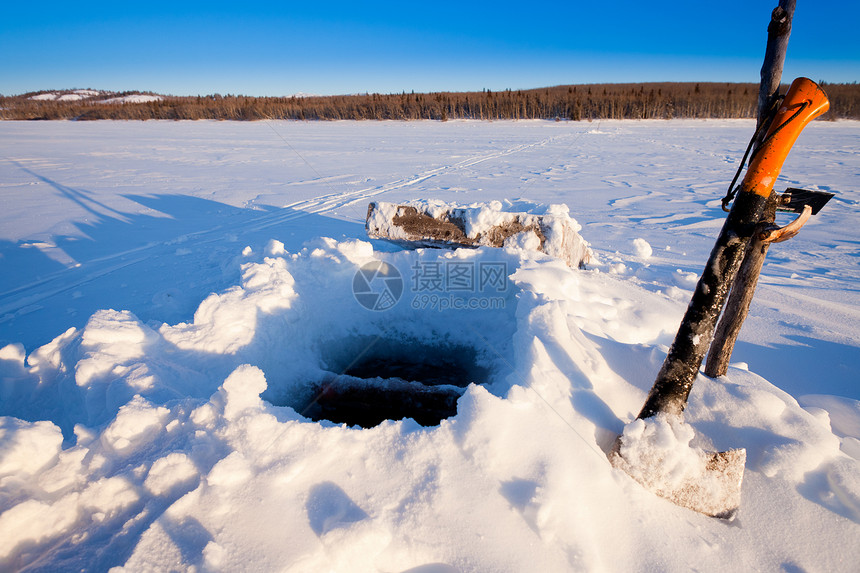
[{"x1": 0, "y1": 129, "x2": 576, "y2": 348}]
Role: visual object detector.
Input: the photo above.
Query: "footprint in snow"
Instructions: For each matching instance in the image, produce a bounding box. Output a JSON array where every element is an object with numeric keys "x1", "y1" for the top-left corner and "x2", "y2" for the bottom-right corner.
[{"x1": 306, "y1": 481, "x2": 369, "y2": 536}]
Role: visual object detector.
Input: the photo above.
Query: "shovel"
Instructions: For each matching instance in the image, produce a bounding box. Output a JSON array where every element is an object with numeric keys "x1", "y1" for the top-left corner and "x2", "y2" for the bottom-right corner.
[{"x1": 610, "y1": 77, "x2": 830, "y2": 518}]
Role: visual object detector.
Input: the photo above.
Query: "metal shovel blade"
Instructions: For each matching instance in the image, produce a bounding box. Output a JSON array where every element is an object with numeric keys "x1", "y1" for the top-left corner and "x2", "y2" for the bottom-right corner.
[
  {"x1": 778, "y1": 187, "x2": 835, "y2": 215},
  {"x1": 609, "y1": 431, "x2": 746, "y2": 519}
]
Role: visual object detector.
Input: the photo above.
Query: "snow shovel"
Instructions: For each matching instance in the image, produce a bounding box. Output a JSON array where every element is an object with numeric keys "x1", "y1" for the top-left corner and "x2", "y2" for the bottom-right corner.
[{"x1": 610, "y1": 77, "x2": 830, "y2": 518}]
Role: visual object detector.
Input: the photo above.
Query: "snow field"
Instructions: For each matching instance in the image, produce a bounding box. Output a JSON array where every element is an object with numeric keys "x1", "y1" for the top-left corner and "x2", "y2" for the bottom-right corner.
[
  {"x1": 0, "y1": 237, "x2": 857, "y2": 570},
  {"x1": 0, "y1": 119, "x2": 858, "y2": 570}
]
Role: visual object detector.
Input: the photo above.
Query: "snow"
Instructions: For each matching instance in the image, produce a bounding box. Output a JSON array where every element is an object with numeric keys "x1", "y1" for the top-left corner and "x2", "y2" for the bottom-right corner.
[
  {"x1": 101, "y1": 94, "x2": 163, "y2": 104},
  {"x1": 0, "y1": 119, "x2": 859, "y2": 571},
  {"x1": 28, "y1": 93, "x2": 59, "y2": 101},
  {"x1": 610, "y1": 413, "x2": 744, "y2": 517},
  {"x1": 366, "y1": 199, "x2": 593, "y2": 267},
  {"x1": 24, "y1": 91, "x2": 161, "y2": 104},
  {"x1": 632, "y1": 237, "x2": 653, "y2": 259},
  {"x1": 28, "y1": 89, "x2": 103, "y2": 101}
]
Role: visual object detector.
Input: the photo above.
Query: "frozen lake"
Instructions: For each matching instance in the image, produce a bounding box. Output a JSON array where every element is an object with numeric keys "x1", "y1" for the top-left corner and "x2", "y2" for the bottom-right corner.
[{"x1": 1, "y1": 119, "x2": 858, "y2": 571}]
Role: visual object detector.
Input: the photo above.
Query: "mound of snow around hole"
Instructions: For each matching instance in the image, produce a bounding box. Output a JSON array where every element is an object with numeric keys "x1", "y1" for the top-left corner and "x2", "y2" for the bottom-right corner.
[{"x1": 0, "y1": 237, "x2": 858, "y2": 571}]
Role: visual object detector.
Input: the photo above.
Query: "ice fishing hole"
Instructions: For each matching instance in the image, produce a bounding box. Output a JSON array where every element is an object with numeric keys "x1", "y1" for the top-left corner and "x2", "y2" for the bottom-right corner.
[{"x1": 295, "y1": 336, "x2": 492, "y2": 428}]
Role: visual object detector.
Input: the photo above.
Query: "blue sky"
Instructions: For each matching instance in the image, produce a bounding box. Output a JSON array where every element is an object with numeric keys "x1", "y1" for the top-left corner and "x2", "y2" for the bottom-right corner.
[{"x1": 1, "y1": 1, "x2": 857, "y2": 96}]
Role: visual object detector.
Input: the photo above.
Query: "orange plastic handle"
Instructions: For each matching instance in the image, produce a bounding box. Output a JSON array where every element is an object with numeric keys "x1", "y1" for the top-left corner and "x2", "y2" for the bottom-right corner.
[{"x1": 742, "y1": 78, "x2": 830, "y2": 198}]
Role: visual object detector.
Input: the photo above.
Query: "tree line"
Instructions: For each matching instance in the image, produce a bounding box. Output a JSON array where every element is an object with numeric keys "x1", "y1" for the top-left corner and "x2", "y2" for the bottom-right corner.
[{"x1": 2, "y1": 82, "x2": 858, "y2": 121}]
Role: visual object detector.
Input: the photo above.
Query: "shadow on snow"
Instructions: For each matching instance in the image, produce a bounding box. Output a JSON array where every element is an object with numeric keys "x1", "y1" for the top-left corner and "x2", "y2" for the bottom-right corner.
[{"x1": 0, "y1": 167, "x2": 363, "y2": 352}]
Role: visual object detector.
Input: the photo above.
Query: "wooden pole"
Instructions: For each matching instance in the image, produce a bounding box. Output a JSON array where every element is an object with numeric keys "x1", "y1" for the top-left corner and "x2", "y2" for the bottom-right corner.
[
  {"x1": 704, "y1": 0, "x2": 796, "y2": 378},
  {"x1": 756, "y1": 0, "x2": 797, "y2": 133},
  {"x1": 704, "y1": 202, "x2": 776, "y2": 377}
]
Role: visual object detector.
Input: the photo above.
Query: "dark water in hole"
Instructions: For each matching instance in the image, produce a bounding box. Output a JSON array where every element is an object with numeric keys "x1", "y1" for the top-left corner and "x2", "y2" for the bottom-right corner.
[
  {"x1": 297, "y1": 346, "x2": 490, "y2": 428},
  {"x1": 343, "y1": 356, "x2": 472, "y2": 387},
  {"x1": 300, "y1": 380, "x2": 462, "y2": 428}
]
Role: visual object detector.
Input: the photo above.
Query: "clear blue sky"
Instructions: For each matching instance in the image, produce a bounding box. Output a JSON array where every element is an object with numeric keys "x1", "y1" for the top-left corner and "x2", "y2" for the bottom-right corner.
[{"x1": 1, "y1": 1, "x2": 857, "y2": 96}]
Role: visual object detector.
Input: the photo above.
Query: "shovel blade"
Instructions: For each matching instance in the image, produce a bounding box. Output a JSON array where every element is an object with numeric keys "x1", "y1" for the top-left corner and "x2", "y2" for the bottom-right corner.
[
  {"x1": 665, "y1": 448, "x2": 745, "y2": 519},
  {"x1": 609, "y1": 433, "x2": 746, "y2": 519}
]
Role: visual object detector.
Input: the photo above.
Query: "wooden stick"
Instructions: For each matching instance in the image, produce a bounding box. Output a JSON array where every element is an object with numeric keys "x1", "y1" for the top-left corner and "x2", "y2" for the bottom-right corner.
[
  {"x1": 704, "y1": 0, "x2": 796, "y2": 378},
  {"x1": 756, "y1": 0, "x2": 797, "y2": 136},
  {"x1": 704, "y1": 201, "x2": 776, "y2": 377}
]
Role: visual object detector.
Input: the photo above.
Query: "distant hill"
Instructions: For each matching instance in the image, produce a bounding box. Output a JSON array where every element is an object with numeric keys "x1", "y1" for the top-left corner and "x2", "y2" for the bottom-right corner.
[
  {"x1": 21, "y1": 89, "x2": 164, "y2": 105},
  {"x1": 2, "y1": 83, "x2": 858, "y2": 120}
]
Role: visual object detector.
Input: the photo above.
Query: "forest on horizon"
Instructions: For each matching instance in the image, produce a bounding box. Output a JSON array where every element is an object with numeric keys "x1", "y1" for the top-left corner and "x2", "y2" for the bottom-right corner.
[{"x1": 2, "y1": 81, "x2": 859, "y2": 121}]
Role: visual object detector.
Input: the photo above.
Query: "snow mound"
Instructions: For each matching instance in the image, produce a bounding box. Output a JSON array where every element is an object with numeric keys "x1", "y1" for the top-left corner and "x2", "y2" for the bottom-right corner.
[
  {"x1": 633, "y1": 238, "x2": 653, "y2": 259},
  {"x1": 367, "y1": 199, "x2": 594, "y2": 268}
]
